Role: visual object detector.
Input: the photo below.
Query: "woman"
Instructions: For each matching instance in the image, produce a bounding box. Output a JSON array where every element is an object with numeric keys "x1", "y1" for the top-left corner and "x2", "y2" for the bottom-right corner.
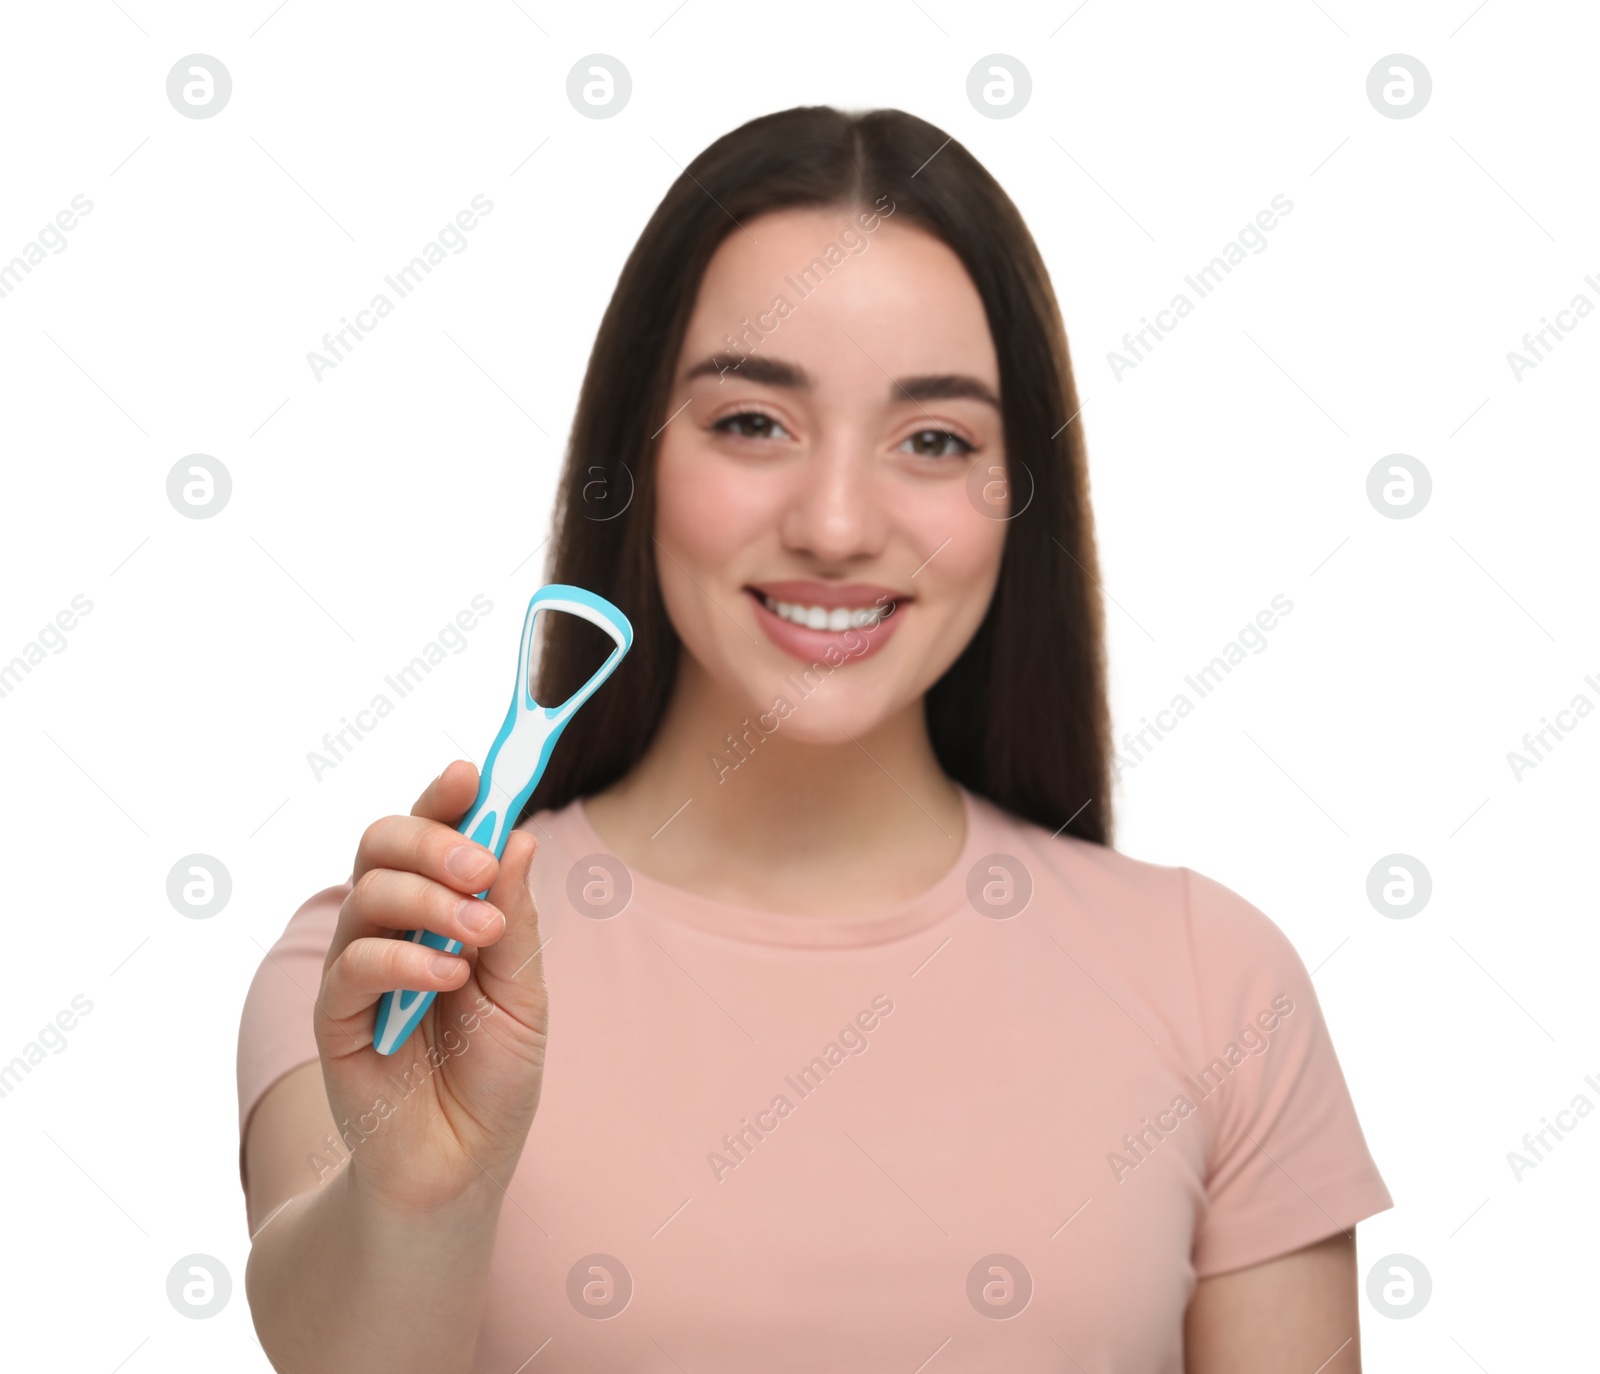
[{"x1": 238, "y1": 105, "x2": 1391, "y2": 1372}]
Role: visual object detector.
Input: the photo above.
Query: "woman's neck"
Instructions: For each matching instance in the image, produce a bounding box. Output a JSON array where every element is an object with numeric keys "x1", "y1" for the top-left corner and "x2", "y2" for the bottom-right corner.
[{"x1": 581, "y1": 655, "x2": 967, "y2": 917}]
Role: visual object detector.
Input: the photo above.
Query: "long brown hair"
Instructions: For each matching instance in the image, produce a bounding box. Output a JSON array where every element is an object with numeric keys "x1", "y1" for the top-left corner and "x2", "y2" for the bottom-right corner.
[{"x1": 521, "y1": 105, "x2": 1112, "y2": 846}]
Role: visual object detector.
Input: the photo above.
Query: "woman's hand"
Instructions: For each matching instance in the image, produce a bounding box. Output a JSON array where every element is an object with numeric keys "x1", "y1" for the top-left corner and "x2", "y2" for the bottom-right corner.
[{"x1": 314, "y1": 759, "x2": 550, "y2": 1212}]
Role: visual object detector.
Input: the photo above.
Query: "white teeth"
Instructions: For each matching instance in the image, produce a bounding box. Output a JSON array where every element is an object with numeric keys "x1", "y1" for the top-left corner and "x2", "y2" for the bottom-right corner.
[{"x1": 759, "y1": 593, "x2": 890, "y2": 630}]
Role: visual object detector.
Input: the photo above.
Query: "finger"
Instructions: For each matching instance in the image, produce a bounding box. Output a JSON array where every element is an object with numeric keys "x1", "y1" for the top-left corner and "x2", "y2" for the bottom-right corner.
[
  {"x1": 473, "y1": 828, "x2": 548, "y2": 1023},
  {"x1": 320, "y1": 935, "x2": 470, "y2": 1027},
  {"x1": 411, "y1": 759, "x2": 482, "y2": 824},
  {"x1": 343, "y1": 868, "x2": 507, "y2": 948},
  {"x1": 350, "y1": 812, "x2": 499, "y2": 897}
]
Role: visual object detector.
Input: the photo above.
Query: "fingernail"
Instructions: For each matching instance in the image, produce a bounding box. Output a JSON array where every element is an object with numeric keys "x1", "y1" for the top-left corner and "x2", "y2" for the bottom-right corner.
[
  {"x1": 429, "y1": 953, "x2": 462, "y2": 978},
  {"x1": 446, "y1": 845, "x2": 492, "y2": 884},
  {"x1": 459, "y1": 899, "x2": 500, "y2": 938}
]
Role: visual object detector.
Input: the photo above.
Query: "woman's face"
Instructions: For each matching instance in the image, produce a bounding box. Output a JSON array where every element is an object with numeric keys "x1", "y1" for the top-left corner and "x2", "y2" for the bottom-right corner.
[{"x1": 652, "y1": 203, "x2": 1009, "y2": 742}]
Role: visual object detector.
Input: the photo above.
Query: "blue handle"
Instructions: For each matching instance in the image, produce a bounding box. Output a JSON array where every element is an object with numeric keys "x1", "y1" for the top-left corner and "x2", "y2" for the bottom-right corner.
[{"x1": 371, "y1": 585, "x2": 632, "y2": 1057}]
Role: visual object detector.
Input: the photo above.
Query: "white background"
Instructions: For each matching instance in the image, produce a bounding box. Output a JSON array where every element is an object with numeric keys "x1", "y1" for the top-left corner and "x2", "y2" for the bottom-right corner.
[{"x1": 1, "y1": 1, "x2": 1594, "y2": 1369}]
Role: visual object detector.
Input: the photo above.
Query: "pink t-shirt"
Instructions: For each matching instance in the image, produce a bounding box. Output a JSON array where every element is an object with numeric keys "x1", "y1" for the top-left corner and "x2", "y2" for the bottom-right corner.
[{"x1": 237, "y1": 782, "x2": 1392, "y2": 1372}]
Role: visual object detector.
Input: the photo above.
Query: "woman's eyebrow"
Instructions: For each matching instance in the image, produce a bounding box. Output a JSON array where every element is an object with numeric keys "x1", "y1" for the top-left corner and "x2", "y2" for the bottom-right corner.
[
  {"x1": 683, "y1": 354, "x2": 1000, "y2": 409},
  {"x1": 894, "y1": 374, "x2": 1001, "y2": 409},
  {"x1": 685, "y1": 354, "x2": 810, "y2": 388}
]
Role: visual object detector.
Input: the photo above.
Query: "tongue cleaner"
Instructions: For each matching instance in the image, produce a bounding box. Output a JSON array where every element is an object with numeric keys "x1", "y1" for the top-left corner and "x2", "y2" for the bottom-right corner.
[{"x1": 372, "y1": 584, "x2": 633, "y2": 1057}]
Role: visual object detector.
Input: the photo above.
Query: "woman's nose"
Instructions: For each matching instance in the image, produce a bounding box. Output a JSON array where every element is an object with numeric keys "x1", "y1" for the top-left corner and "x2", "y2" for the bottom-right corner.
[{"x1": 778, "y1": 432, "x2": 888, "y2": 564}]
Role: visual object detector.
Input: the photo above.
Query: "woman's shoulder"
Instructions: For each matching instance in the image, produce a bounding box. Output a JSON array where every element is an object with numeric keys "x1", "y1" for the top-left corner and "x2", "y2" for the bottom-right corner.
[
  {"x1": 265, "y1": 880, "x2": 350, "y2": 952},
  {"x1": 965, "y1": 787, "x2": 1190, "y2": 919},
  {"x1": 967, "y1": 789, "x2": 1312, "y2": 999}
]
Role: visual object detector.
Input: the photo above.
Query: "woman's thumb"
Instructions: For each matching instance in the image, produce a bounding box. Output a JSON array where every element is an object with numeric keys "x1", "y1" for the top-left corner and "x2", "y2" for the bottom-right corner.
[{"x1": 474, "y1": 827, "x2": 548, "y2": 1021}]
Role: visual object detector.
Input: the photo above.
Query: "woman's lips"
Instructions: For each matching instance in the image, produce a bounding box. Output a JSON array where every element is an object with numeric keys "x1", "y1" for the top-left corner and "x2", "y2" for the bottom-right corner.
[{"x1": 743, "y1": 587, "x2": 907, "y2": 665}]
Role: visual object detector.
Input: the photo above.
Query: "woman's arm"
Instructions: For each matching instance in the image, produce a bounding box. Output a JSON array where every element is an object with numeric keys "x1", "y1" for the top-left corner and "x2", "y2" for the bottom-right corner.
[
  {"x1": 244, "y1": 1062, "x2": 503, "y2": 1374},
  {"x1": 240, "y1": 763, "x2": 553, "y2": 1374},
  {"x1": 1184, "y1": 1230, "x2": 1361, "y2": 1374}
]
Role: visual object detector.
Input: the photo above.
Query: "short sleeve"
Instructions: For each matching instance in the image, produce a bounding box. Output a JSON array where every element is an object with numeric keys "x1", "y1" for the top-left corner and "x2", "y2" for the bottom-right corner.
[
  {"x1": 1181, "y1": 867, "x2": 1393, "y2": 1277},
  {"x1": 235, "y1": 882, "x2": 348, "y2": 1186}
]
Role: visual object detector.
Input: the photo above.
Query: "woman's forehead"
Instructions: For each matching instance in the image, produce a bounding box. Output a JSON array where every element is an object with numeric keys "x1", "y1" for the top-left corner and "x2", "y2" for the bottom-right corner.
[{"x1": 681, "y1": 208, "x2": 999, "y2": 389}]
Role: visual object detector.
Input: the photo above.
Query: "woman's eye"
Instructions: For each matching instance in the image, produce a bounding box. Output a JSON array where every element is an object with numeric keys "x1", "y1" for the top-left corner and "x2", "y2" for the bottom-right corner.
[
  {"x1": 714, "y1": 411, "x2": 792, "y2": 441},
  {"x1": 900, "y1": 428, "x2": 974, "y2": 459}
]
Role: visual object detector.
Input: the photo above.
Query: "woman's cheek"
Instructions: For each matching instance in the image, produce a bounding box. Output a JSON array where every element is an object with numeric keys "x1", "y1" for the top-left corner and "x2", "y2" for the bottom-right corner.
[
  {"x1": 921, "y1": 517, "x2": 1005, "y2": 660},
  {"x1": 658, "y1": 444, "x2": 784, "y2": 570},
  {"x1": 919, "y1": 490, "x2": 1006, "y2": 586}
]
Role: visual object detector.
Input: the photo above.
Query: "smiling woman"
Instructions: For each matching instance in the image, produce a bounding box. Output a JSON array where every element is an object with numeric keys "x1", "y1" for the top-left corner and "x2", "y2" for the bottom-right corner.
[{"x1": 238, "y1": 105, "x2": 1391, "y2": 1374}]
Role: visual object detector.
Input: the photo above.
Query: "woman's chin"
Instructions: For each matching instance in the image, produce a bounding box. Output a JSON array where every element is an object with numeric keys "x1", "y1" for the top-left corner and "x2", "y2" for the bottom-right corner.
[{"x1": 714, "y1": 672, "x2": 908, "y2": 751}]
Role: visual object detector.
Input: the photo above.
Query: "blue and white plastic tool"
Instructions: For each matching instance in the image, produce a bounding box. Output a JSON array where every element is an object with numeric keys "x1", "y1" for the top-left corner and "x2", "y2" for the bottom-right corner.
[{"x1": 372, "y1": 584, "x2": 633, "y2": 1057}]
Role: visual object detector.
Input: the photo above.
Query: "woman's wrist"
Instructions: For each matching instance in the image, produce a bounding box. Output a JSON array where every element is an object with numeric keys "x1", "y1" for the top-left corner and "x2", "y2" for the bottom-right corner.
[{"x1": 342, "y1": 1149, "x2": 511, "y2": 1233}]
